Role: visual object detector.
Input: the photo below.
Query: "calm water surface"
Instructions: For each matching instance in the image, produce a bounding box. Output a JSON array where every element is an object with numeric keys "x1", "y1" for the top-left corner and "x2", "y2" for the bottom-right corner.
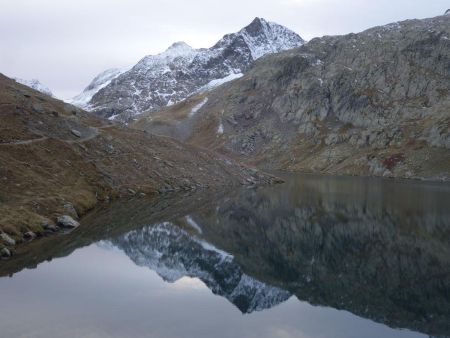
[{"x1": 1, "y1": 174, "x2": 449, "y2": 338}]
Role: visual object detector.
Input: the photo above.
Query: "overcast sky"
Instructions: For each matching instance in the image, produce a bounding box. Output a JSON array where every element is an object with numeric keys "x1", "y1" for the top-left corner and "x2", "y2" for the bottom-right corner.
[{"x1": 0, "y1": 0, "x2": 448, "y2": 99}]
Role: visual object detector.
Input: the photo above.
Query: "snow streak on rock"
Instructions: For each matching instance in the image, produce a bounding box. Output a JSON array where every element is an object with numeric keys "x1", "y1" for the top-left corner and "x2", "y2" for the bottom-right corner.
[{"x1": 189, "y1": 98, "x2": 208, "y2": 117}]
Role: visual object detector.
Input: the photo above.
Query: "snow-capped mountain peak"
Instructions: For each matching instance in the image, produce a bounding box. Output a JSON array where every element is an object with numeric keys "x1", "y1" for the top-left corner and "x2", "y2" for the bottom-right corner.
[
  {"x1": 14, "y1": 78, "x2": 53, "y2": 97},
  {"x1": 166, "y1": 41, "x2": 194, "y2": 53},
  {"x1": 138, "y1": 41, "x2": 198, "y2": 70},
  {"x1": 71, "y1": 18, "x2": 304, "y2": 121}
]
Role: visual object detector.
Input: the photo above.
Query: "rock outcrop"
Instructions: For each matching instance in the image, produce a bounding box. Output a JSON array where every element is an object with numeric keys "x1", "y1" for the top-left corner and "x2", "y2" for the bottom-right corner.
[{"x1": 56, "y1": 215, "x2": 80, "y2": 229}]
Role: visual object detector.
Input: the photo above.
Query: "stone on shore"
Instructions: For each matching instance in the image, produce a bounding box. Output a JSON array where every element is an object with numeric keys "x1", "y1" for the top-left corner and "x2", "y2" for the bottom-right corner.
[
  {"x1": 56, "y1": 215, "x2": 80, "y2": 229},
  {"x1": 1, "y1": 247, "x2": 12, "y2": 258},
  {"x1": 0, "y1": 232, "x2": 16, "y2": 246}
]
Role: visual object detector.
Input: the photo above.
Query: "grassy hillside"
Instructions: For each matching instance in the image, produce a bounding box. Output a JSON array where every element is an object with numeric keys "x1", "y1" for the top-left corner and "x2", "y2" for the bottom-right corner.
[{"x1": 0, "y1": 74, "x2": 278, "y2": 251}]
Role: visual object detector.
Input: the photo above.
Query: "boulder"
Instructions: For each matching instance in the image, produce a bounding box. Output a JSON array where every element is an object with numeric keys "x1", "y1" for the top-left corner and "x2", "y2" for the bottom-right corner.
[
  {"x1": 0, "y1": 232, "x2": 15, "y2": 246},
  {"x1": 0, "y1": 247, "x2": 11, "y2": 258},
  {"x1": 23, "y1": 231, "x2": 37, "y2": 240},
  {"x1": 71, "y1": 129, "x2": 82, "y2": 138},
  {"x1": 42, "y1": 220, "x2": 59, "y2": 232},
  {"x1": 56, "y1": 215, "x2": 80, "y2": 229},
  {"x1": 63, "y1": 203, "x2": 79, "y2": 219}
]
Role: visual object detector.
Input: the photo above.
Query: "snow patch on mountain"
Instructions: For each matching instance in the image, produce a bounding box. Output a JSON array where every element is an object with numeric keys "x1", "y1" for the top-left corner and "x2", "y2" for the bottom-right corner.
[
  {"x1": 14, "y1": 78, "x2": 53, "y2": 97},
  {"x1": 217, "y1": 121, "x2": 224, "y2": 135},
  {"x1": 189, "y1": 98, "x2": 209, "y2": 117},
  {"x1": 185, "y1": 216, "x2": 203, "y2": 233},
  {"x1": 199, "y1": 73, "x2": 243, "y2": 93}
]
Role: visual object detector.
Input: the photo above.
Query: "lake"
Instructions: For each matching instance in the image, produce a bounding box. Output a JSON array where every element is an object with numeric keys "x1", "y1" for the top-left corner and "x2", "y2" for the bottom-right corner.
[{"x1": 1, "y1": 174, "x2": 449, "y2": 338}]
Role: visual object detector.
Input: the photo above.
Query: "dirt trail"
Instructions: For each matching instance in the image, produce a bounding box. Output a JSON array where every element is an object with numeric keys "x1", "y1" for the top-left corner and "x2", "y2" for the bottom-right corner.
[
  {"x1": 0, "y1": 124, "x2": 115, "y2": 146},
  {"x1": 0, "y1": 137, "x2": 49, "y2": 146}
]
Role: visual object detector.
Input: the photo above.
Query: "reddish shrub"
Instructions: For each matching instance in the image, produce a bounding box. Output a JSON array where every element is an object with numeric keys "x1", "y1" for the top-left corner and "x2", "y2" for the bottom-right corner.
[{"x1": 382, "y1": 153, "x2": 405, "y2": 170}]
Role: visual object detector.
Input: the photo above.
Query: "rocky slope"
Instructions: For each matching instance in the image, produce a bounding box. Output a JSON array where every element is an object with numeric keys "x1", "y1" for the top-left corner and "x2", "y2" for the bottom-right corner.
[
  {"x1": 135, "y1": 13, "x2": 450, "y2": 180},
  {"x1": 0, "y1": 73, "x2": 278, "y2": 256},
  {"x1": 70, "y1": 18, "x2": 304, "y2": 121}
]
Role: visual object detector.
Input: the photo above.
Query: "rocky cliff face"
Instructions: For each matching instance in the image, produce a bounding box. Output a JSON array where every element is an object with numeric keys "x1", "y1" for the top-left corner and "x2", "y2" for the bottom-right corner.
[
  {"x1": 135, "y1": 13, "x2": 450, "y2": 180},
  {"x1": 71, "y1": 18, "x2": 304, "y2": 121}
]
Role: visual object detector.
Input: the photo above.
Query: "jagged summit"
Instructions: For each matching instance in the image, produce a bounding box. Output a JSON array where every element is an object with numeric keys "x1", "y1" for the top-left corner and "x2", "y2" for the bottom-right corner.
[
  {"x1": 240, "y1": 17, "x2": 304, "y2": 59},
  {"x1": 159, "y1": 41, "x2": 195, "y2": 59},
  {"x1": 445, "y1": 9, "x2": 450, "y2": 15},
  {"x1": 243, "y1": 17, "x2": 281, "y2": 38},
  {"x1": 70, "y1": 18, "x2": 304, "y2": 121},
  {"x1": 214, "y1": 17, "x2": 304, "y2": 59},
  {"x1": 247, "y1": 17, "x2": 267, "y2": 32}
]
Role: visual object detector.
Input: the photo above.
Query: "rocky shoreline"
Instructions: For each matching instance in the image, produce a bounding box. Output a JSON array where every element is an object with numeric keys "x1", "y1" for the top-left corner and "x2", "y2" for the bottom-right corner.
[{"x1": 0, "y1": 166, "x2": 282, "y2": 261}]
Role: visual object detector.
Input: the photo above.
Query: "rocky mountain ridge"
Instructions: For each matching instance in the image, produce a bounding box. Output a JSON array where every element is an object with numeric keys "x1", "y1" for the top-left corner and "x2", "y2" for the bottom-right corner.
[
  {"x1": 70, "y1": 18, "x2": 304, "y2": 121},
  {"x1": 134, "y1": 12, "x2": 450, "y2": 180}
]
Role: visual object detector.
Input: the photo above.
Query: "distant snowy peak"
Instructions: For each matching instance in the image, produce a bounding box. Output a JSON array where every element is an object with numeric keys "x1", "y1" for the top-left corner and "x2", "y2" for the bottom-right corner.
[
  {"x1": 445, "y1": 9, "x2": 450, "y2": 15},
  {"x1": 165, "y1": 41, "x2": 195, "y2": 56},
  {"x1": 14, "y1": 78, "x2": 53, "y2": 97},
  {"x1": 67, "y1": 67, "x2": 126, "y2": 108},
  {"x1": 136, "y1": 41, "x2": 198, "y2": 71}
]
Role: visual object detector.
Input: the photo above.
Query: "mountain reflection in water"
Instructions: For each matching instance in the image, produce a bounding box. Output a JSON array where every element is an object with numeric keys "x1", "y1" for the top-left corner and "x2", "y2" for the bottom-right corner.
[{"x1": 1, "y1": 174, "x2": 449, "y2": 338}]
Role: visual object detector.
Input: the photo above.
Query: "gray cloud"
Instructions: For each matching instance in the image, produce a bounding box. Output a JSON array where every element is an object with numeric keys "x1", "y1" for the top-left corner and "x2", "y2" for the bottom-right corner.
[{"x1": 0, "y1": 0, "x2": 447, "y2": 99}]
